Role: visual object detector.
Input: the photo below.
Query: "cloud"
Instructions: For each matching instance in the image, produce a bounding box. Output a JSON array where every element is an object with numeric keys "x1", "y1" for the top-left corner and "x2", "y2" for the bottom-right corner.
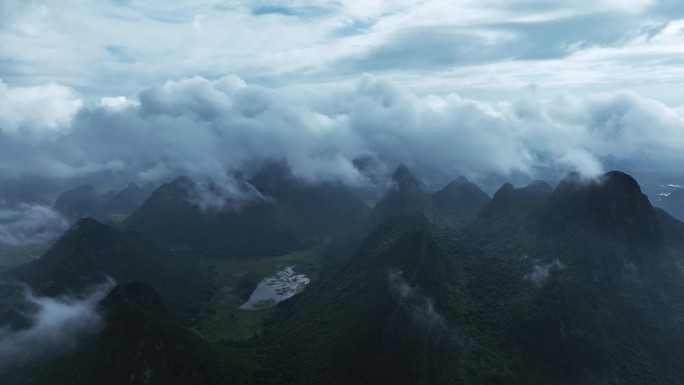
[
  {"x1": 250, "y1": 4, "x2": 336, "y2": 18},
  {"x1": 0, "y1": 80, "x2": 83, "y2": 133},
  {"x1": 0, "y1": 0, "x2": 45, "y2": 29},
  {"x1": 0, "y1": 74, "x2": 683, "y2": 191},
  {"x1": 387, "y1": 269, "x2": 449, "y2": 334},
  {"x1": 341, "y1": 12, "x2": 665, "y2": 72},
  {"x1": 524, "y1": 259, "x2": 565, "y2": 287},
  {"x1": 0, "y1": 278, "x2": 115, "y2": 371},
  {"x1": 1, "y1": 0, "x2": 683, "y2": 102},
  {"x1": 104, "y1": 45, "x2": 141, "y2": 64},
  {"x1": 0, "y1": 203, "x2": 69, "y2": 246},
  {"x1": 190, "y1": 174, "x2": 271, "y2": 212}
]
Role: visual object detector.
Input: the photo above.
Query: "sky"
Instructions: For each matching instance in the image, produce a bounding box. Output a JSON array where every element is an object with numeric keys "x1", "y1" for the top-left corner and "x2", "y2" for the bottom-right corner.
[{"x1": 1, "y1": 0, "x2": 684, "y2": 190}]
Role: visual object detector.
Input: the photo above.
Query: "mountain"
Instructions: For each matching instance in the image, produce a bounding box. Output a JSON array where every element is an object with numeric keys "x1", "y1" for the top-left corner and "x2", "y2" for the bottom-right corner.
[
  {"x1": 257, "y1": 216, "x2": 474, "y2": 385},
  {"x1": 250, "y1": 162, "x2": 371, "y2": 236},
  {"x1": 366, "y1": 164, "x2": 430, "y2": 227},
  {"x1": 656, "y1": 188, "x2": 684, "y2": 221},
  {"x1": 256, "y1": 170, "x2": 684, "y2": 384},
  {"x1": 478, "y1": 180, "x2": 552, "y2": 220},
  {"x1": 431, "y1": 175, "x2": 491, "y2": 225},
  {"x1": 462, "y1": 170, "x2": 684, "y2": 383},
  {"x1": 123, "y1": 176, "x2": 302, "y2": 256},
  {"x1": 542, "y1": 171, "x2": 662, "y2": 258},
  {"x1": 141, "y1": 182, "x2": 157, "y2": 198},
  {"x1": 106, "y1": 183, "x2": 149, "y2": 215},
  {"x1": 6, "y1": 218, "x2": 212, "y2": 320},
  {"x1": 24, "y1": 283, "x2": 250, "y2": 385},
  {"x1": 53, "y1": 185, "x2": 109, "y2": 222},
  {"x1": 654, "y1": 207, "x2": 684, "y2": 265},
  {"x1": 278, "y1": 182, "x2": 371, "y2": 235},
  {"x1": 367, "y1": 164, "x2": 490, "y2": 229},
  {"x1": 6, "y1": 169, "x2": 684, "y2": 384}
]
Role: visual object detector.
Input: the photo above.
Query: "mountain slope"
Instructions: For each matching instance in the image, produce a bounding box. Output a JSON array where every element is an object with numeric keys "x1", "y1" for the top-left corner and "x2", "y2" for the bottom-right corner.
[
  {"x1": 462, "y1": 171, "x2": 684, "y2": 383},
  {"x1": 53, "y1": 185, "x2": 108, "y2": 222},
  {"x1": 258, "y1": 217, "x2": 475, "y2": 385},
  {"x1": 106, "y1": 183, "x2": 149, "y2": 215},
  {"x1": 6, "y1": 218, "x2": 212, "y2": 321},
  {"x1": 249, "y1": 162, "x2": 371, "y2": 236},
  {"x1": 25, "y1": 283, "x2": 250, "y2": 385},
  {"x1": 431, "y1": 175, "x2": 491, "y2": 225},
  {"x1": 123, "y1": 176, "x2": 302, "y2": 256},
  {"x1": 258, "y1": 170, "x2": 684, "y2": 384},
  {"x1": 368, "y1": 164, "x2": 490, "y2": 230}
]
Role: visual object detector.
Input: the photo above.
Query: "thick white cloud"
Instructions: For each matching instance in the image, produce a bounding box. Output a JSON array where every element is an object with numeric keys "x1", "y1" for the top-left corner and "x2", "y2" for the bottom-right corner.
[
  {"x1": 0, "y1": 74, "x2": 683, "y2": 188},
  {"x1": 0, "y1": 80, "x2": 82, "y2": 133},
  {"x1": 0, "y1": 279, "x2": 114, "y2": 370},
  {"x1": 0, "y1": 203, "x2": 69, "y2": 246}
]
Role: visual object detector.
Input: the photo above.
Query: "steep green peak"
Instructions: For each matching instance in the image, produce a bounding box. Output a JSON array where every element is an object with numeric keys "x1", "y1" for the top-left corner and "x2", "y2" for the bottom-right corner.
[
  {"x1": 99, "y1": 282, "x2": 167, "y2": 316},
  {"x1": 392, "y1": 163, "x2": 411, "y2": 182},
  {"x1": 553, "y1": 170, "x2": 644, "y2": 202},
  {"x1": 453, "y1": 175, "x2": 469, "y2": 184},
  {"x1": 123, "y1": 182, "x2": 141, "y2": 191},
  {"x1": 546, "y1": 170, "x2": 660, "y2": 244},
  {"x1": 74, "y1": 184, "x2": 96, "y2": 193},
  {"x1": 601, "y1": 170, "x2": 641, "y2": 191},
  {"x1": 168, "y1": 175, "x2": 195, "y2": 189},
  {"x1": 521, "y1": 180, "x2": 553, "y2": 194},
  {"x1": 68, "y1": 217, "x2": 109, "y2": 234},
  {"x1": 493, "y1": 182, "x2": 515, "y2": 197},
  {"x1": 440, "y1": 175, "x2": 474, "y2": 190}
]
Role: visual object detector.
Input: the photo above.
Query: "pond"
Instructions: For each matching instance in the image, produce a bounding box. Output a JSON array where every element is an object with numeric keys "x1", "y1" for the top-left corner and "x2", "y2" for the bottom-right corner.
[{"x1": 240, "y1": 266, "x2": 310, "y2": 310}]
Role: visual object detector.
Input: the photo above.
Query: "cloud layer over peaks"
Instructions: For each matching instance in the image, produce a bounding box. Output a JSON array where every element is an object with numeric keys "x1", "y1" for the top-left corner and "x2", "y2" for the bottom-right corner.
[{"x1": 0, "y1": 74, "x2": 683, "y2": 188}]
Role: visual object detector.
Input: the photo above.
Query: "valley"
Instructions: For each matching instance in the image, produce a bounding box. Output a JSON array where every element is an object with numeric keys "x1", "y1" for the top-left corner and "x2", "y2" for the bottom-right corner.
[
  {"x1": 0, "y1": 243, "x2": 51, "y2": 272},
  {"x1": 196, "y1": 241, "x2": 328, "y2": 341},
  {"x1": 4, "y1": 3, "x2": 684, "y2": 383},
  {"x1": 3, "y1": 166, "x2": 684, "y2": 385}
]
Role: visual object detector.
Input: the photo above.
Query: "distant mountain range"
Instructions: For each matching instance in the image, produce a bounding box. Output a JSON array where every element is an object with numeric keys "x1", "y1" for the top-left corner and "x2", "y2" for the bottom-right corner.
[
  {"x1": 3, "y1": 167, "x2": 684, "y2": 384},
  {"x1": 367, "y1": 164, "x2": 490, "y2": 229},
  {"x1": 53, "y1": 182, "x2": 156, "y2": 222},
  {"x1": 655, "y1": 188, "x2": 684, "y2": 222}
]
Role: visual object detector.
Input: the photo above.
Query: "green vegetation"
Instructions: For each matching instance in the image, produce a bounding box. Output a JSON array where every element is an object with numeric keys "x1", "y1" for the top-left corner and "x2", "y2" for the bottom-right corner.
[
  {"x1": 192, "y1": 301, "x2": 277, "y2": 342},
  {"x1": 248, "y1": 171, "x2": 684, "y2": 385},
  {"x1": 6, "y1": 168, "x2": 684, "y2": 384},
  {"x1": 196, "y1": 241, "x2": 328, "y2": 341},
  {"x1": 253, "y1": 299, "x2": 277, "y2": 309}
]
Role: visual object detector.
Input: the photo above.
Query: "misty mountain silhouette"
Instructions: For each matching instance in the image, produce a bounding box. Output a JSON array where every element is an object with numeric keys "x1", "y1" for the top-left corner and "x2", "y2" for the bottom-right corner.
[
  {"x1": 259, "y1": 170, "x2": 684, "y2": 384},
  {"x1": 249, "y1": 161, "x2": 371, "y2": 236},
  {"x1": 478, "y1": 180, "x2": 552, "y2": 220},
  {"x1": 53, "y1": 185, "x2": 109, "y2": 222},
  {"x1": 6, "y1": 218, "x2": 212, "y2": 322},
  {"x1": 368, "y1": 164, "x2": 490, "y2": 229},
  {"x1": 106, "y1": 182, "x2": 153, "y2": 215},
  {"x1": 257, "y1": 218, "x2": 472, "y2": 385},
  {"x1": 122, "y1": 176, "x2": 302, "y2": 256},
  {"x1": 431, "y1": 175, "x2": 491, "y2": 225},
  {"x1": 25, "y1": 282, "x2": 248, "y2": 385},
  {"x1": 6, "y1": 169, "x2": 684, "y2": 385},
  {"x1": 656, "y1": 188, "x2": 684, "y2": 222},
  {"x1": 368, "y1": 164, "x2": 429, "y2": 225}
]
